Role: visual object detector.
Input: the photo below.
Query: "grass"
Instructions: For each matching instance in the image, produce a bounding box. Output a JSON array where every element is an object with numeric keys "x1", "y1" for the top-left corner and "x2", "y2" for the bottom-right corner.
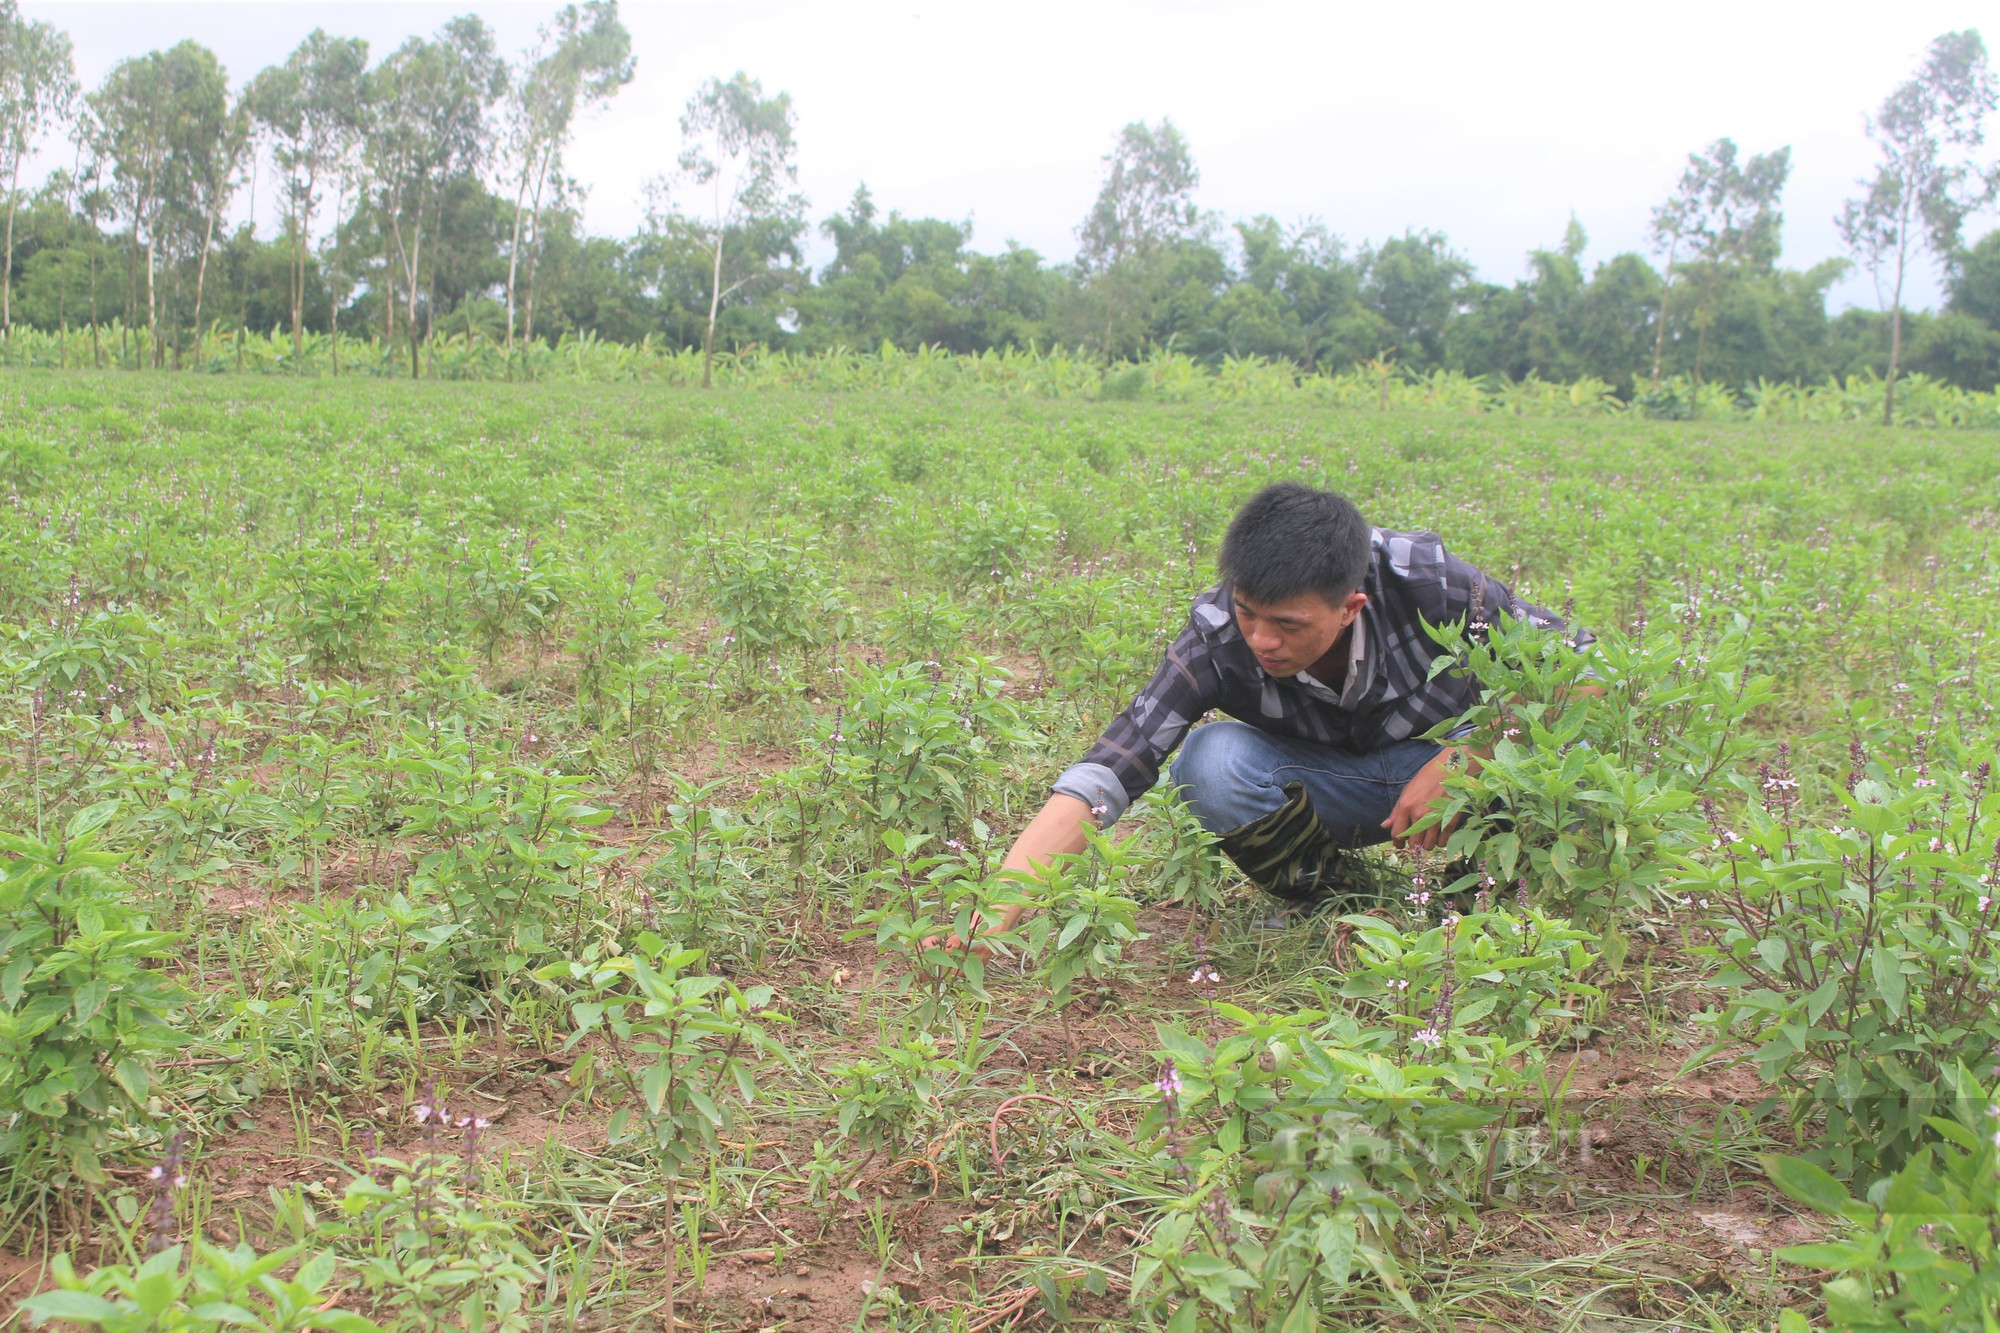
[{"x1": 1, "y1": 371, "x2": 1997, "y2": 1329}]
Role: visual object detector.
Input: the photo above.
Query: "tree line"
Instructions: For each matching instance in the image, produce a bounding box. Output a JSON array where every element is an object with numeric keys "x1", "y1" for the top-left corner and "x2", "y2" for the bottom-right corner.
[{"x1": 1, "y1": 2, "x2": 1998, "y2": 410}]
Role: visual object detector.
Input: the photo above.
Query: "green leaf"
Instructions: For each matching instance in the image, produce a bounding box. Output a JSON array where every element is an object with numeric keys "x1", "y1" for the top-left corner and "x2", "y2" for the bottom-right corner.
[
  {"x1": 65, "y1": 800, "x2": 123, "y2": 843},
  {"x1": 112, "y1": 1057, "x2": 150, "y2": 1104},
  {"x1": 21, "y1": 1291, "x2": 123, "y2": 1322},
  {"x1": 1775, "y1": 1241, "x2": 1877, "y2": 1270},
  {"x1": 1868, "y1": 944, "x2": 1905, "y2": 1019},
  {"x1": 72, "y1": 977, "x2": 111, "y2": 1026},
  {"x1": 1032, "y1": 1273, "x2": 1068, "y2": 1322},
  {"x1": 1760, "y1": 1154, "x2": 1854, "y2": 1217}
]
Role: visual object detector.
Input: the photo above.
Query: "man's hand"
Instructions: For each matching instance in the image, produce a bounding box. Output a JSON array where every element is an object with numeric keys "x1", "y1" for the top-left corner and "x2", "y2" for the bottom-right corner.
[
  {"x1": 919, "y1": 924, "x2": 995, "y2": 962},
  {"x1": 908, "y1": 795, "x2": 1096, "y2": 965},
  {"x1": 1381, "y1": 746, "x2": 1467, "y2": 851}
]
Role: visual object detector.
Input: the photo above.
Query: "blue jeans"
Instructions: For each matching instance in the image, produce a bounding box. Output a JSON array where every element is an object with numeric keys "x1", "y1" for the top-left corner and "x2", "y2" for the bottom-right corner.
[{"x1": 1168, "y1": 720, "x2": 1441, "y2": 848}]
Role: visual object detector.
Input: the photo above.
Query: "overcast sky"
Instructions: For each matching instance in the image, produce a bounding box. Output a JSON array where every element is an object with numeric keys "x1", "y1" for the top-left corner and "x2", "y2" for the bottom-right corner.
[{"x1": 32, "y1": 0, "x2": 2000, "y2": 312}]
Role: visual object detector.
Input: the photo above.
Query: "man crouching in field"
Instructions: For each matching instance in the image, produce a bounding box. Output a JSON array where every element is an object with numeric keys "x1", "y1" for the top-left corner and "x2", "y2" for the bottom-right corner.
[{"x1": 935, "y1": 481, "x2": 1594, "y2": 955}]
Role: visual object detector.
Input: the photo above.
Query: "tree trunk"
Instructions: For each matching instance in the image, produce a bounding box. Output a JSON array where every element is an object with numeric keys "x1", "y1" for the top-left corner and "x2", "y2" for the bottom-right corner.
[
  {"x1": 1885, "y1": 229, "x2": 1908, "y2": 428},
  {"x1": 382, "y1": 198, "x2": 396, "y2": 347},
  {"x1": 331, "y1": 179, "x2": 346, "y2": 378},
  {"x1": 169, "y1": 262, "x2": 184, "y2": 370},
  {"x1": 1649, "y1": 244, "x2": 1676, "y2": 391},
  {"x1": 145, "y1": 232, "x2": 159, "y2": 369},
  {"x1": 522, "y1": 208, "x2": 543, "y2": 346},
  {"x1": 241, "y1": 158, "x2": 255, "y2": 374},
  {"x1": 505, "y1": 149, "x2": 535, "y2": 354},
  {"x1": 2, "y1": 161, "x2": 20, "y2": 336},
  {"x1": 406, "y1": 227, "x2": 423, "y2": 380},
  {"x1": 191, "y1": 209, "x2": 217, "y2": 370},
  {"x1": 88, "y1": 239, "x2": 100, "y2": 368},
  {"x1": 1885, "y1": 304, "x2": 1904, "y2": 428},
  {"x1": 56, "y1": 245, "x2": 67, "y2": 366},
  {"x1": 702, "y1": 231, "x2": 723, "y2": 390},
  {"x1": 291, "y1": 168, "x2": 314, "y2": 363}
]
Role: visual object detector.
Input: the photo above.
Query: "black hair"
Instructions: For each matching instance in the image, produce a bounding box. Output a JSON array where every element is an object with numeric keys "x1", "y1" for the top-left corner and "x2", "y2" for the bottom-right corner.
[{"x1": 1217, "y1": 482, "x2": 1371, "y2": 605}]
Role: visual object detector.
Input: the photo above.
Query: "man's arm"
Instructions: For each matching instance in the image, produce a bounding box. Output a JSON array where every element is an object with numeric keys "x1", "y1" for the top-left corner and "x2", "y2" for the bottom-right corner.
[
  {"x1": 1382, "y1": 680, "x2": 1607, "y2": 851},
  {"x1": 931, "y1": 793, "x2": 1098, "y2": 958}
]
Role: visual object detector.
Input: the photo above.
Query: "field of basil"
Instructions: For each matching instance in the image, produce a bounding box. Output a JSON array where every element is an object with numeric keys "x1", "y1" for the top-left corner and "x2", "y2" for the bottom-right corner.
[{"x1": 2, "y1": 373, "x2": 1998, "y2": 1332}]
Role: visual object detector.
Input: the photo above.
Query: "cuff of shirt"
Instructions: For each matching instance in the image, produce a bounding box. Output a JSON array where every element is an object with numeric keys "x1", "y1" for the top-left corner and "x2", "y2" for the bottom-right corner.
[{"x1": 1051, "y1": 762, "x2": 1130, "y2": 828}]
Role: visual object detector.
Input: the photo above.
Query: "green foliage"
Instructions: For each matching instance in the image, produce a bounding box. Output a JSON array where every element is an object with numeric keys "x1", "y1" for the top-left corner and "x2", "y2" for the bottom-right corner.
[
  {"x1": 1020, "y1": 824, "x2": 1148, "y2": 1006},
  {"x1": 1684, "y1": 756, "x2": 2000, "y2": 1176},
  {"x1": 0, "y1": 806, "x2": 185, "y2": 1185},
  {"x1": 23, "y1": 1243, "x2": 378, "y2": 1333},
  {"x1": 1134, "y1": 1009, "x2": 1501, "y2": 1328},
  {"x1": 8, "y1": 374, "x2": 2000, "y2": 1326},
  {"x1": 1338, "y1": 908, "x2": 1599, "y2": 1045},
  {"x1": 537, "y1": 934, "x2": 783, "y2": 1179},
  {"x1": 1131, "y1": 784, "x2": 1228, "y2": 911},
  {"x1": 1433, "y1": 604, "x2": 1772, "y2": 965},
  {"x1": 932, "y1": 500, "x2": 1055, "y2": 590},
  {"x1": 332, "y1": 1133, "x2": 542, "y2": 1332},
  {"x1": 1761, "y1": 1070, "x2": 2000, "y2": 1330},
  {"x1": 848, "y1": 829, "x2": 997, "y2": 1020},
  {"x1": 814, "y1": 655, "x2": 1036, "y2": 842},
  {"x1": 699, "y1": 533, "x2": 849, "y2": 655},
  {"x1": 391, "y1": 722, "x2": 623, "y2": 987},
  {"x1": 260, "y1": 547, "x2": 395, "y2": 670},
  {"x1": 827, "y1": 1030, "x2": 969, "y2": 1149},
  {"x1": 638, "y1": 772, "x2": 765, "y2": 966}
]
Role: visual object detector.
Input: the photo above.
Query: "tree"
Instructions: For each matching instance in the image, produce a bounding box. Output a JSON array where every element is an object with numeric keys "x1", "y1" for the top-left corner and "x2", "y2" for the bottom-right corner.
[
  {"x1": 1647, "y1": 139, "x2": 1791, "y2": 387},
  {"x1": 182, "y1": 91, "x2": 249, "y2": 365},
  {"x1": 1077, "y1": 119, "x2": 1200, "y2": 272},
  {"x1": 1359, "y1": 230, "x2": 1471, "y2": 370},
  {"x1": 0, "y1": 0, "x2": 74, "y2": 336},
  {"x1": 1221, "y1": 217, "x2": 1364, "y2": 367},
  {"x1": 1075, "y1": 118, "x2": 1203, "y2": 355},
  {"x1": 1950, "y1": 227, "x2": 2000, "y2": 327},
  {"x1": 362, "y1": 16, "x2": 505, "y2": 376},
  {"x1": 1838, "y1": 29, "x2": 1999, "y2": 424},
  {"x1": 674, "y1": 71, "x2": 804, "y2": 388},
  {"x1": 246, "y1": 29, "x2": 367, "y2": 361},
  {"x1": 501, "y1": 0, "x2": 632, "y2": 354},
  {"x1": 87, "y1": 41, "x2": 229, "y2": 367}
]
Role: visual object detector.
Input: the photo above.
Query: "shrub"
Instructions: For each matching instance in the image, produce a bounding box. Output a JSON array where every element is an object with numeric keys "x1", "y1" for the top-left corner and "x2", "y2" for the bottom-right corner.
[
  {"x1": 24, "y1": 1243, "x2": 378, "y2": 1333},
  {"x1": 260, "y1": 546, "x2": 395, "y2": 670},
  {"x1": 699, "y1": 533, "x2": 850, "y2": 656},
  {"x1": 1434, "y1": 603, "x2": 1772, "y2": 967},
  {"x1": 1683, "y1": 752, "x2": 2000, "y2": 1175},
  {"x1": 811, "y1": 655, "x2": 1037, "y2": 843},
  {"x1": 1761, "y1": 1067, "x2": 2000, "y2": 1331},
  {"x1": 0, "y1": 805, "x2": 185, "y2": 1186}
]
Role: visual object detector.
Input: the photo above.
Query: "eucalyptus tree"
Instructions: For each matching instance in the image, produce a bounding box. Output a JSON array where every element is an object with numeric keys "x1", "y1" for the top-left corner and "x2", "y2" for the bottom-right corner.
[
  {"x1": 87, "y1": 40, "x2": 229, "y2": 366},
  {"x1": 1075, "y1": 119, "x2": 1203, "y2": 356},
  {"x1": 0, "y1": 0, "x2": 75, "y2": 335},
  {"x1": 246, "y1": 29, "x2": 367, "y2": 360},
  {"x1": 501, "y1": 0, "x2": 632, "y2": 352},
  {"x1": 183, "y1": 92, "x2": 250, "y2": 363},
  {"x1": 1839, "y1": 29, "x2": 1998, "y2": 424},
  {"x1": 1647, "y1": 138, "x2": 1791, "y2": 388},
  {"x1": 674, "y1": 71, "x2": 804, "y2": 387},
  {"x1": 362, "y1": 15, "x2": 504, "y2": 376}
]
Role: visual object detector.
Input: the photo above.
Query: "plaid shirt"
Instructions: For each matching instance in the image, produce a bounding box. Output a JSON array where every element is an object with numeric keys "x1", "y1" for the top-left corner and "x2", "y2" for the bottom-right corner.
[{"x1": 1053, "y1": 527, "x2": 1587, "y2": 825}]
